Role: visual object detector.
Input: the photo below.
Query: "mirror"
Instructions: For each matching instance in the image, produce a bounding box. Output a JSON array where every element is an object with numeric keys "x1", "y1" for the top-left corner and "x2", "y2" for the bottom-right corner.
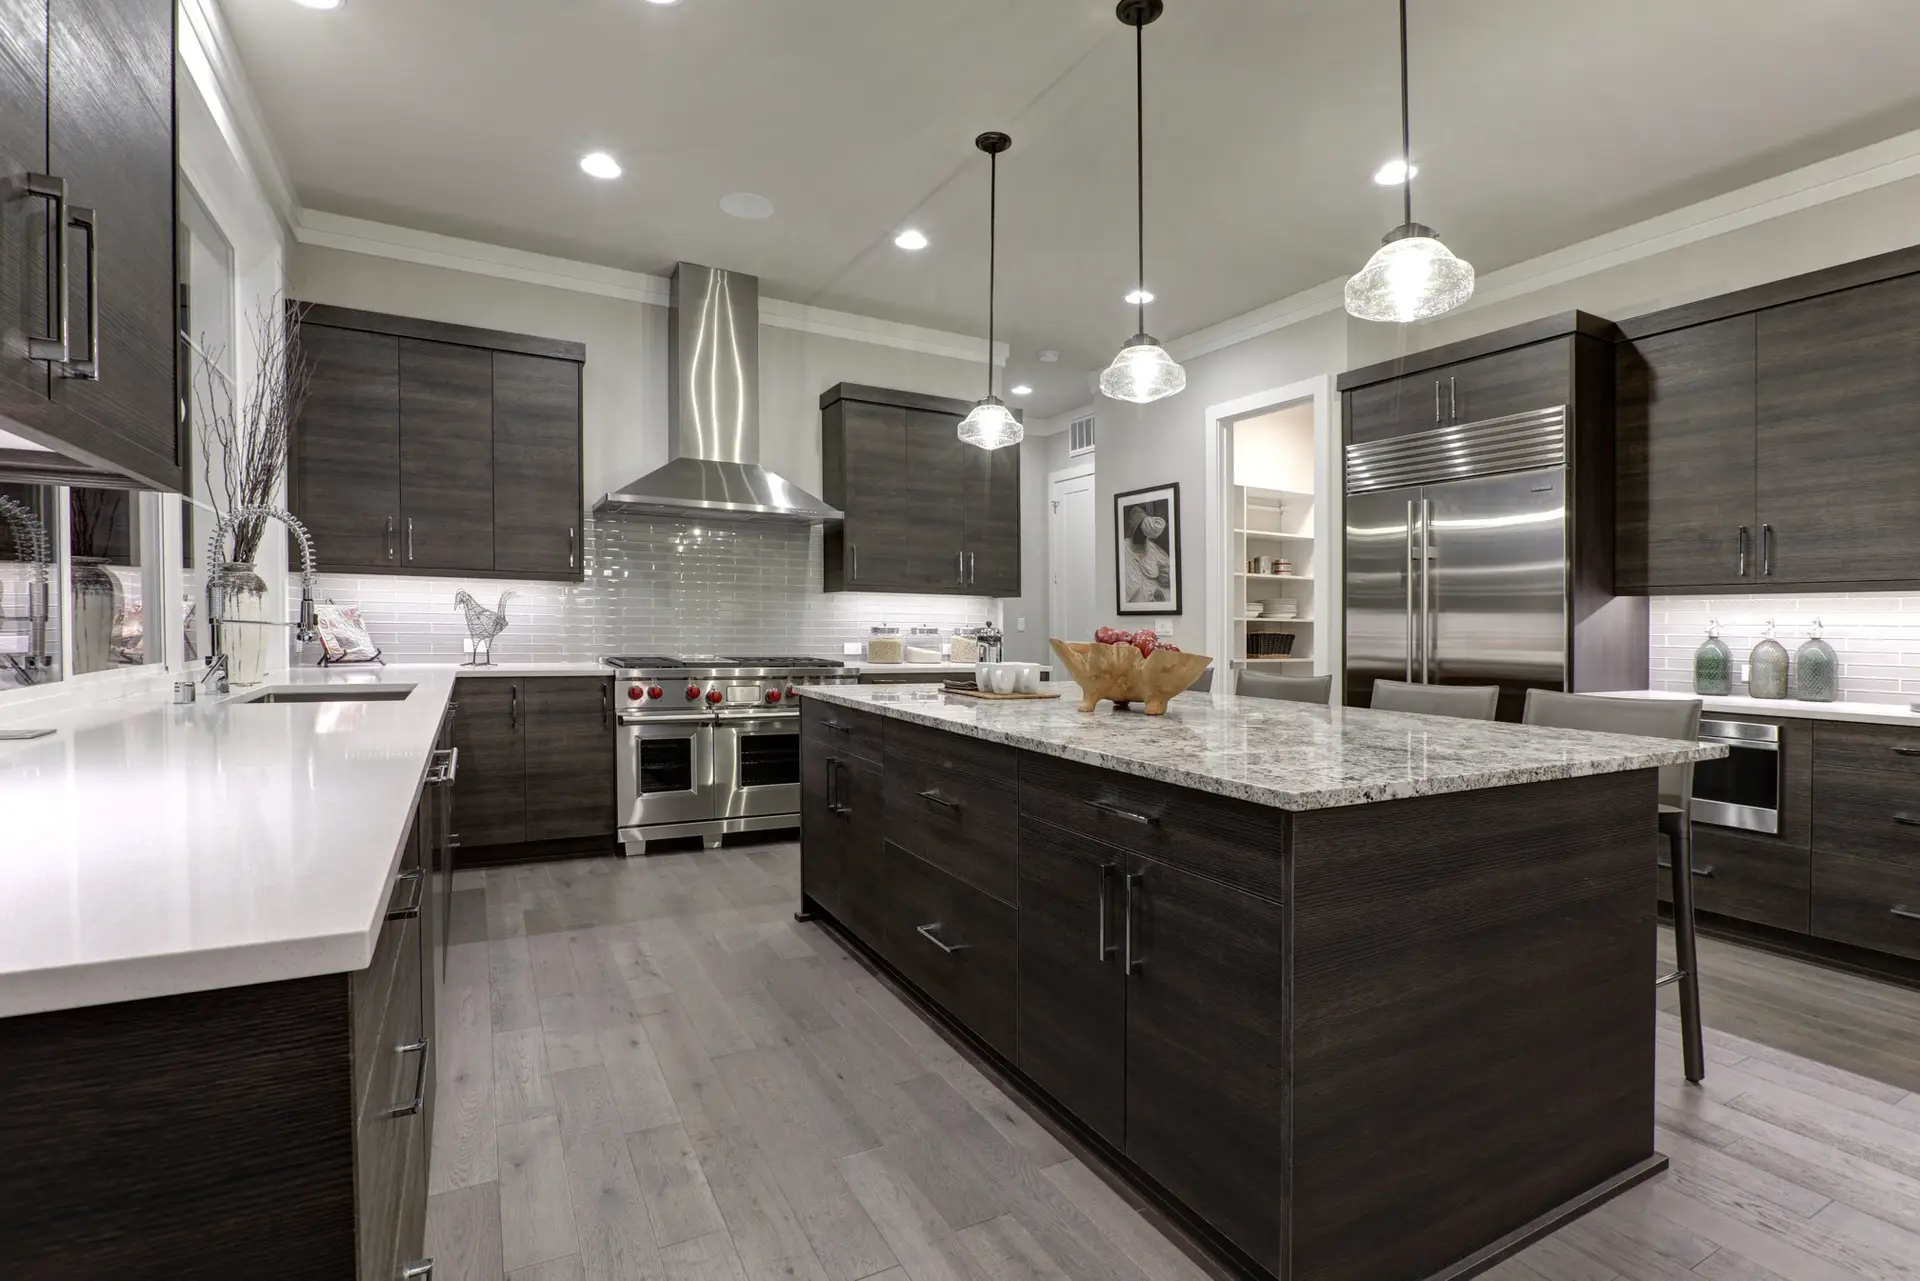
[{"x1": 0, "y1": 482, "x2": 59, "y2": 686}]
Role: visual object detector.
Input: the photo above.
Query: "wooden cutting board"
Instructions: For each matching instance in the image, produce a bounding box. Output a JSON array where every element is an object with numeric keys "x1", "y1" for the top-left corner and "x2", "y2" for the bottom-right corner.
[{"x1": 941, "y1": 684, "x2": 1061, "y2": 701}]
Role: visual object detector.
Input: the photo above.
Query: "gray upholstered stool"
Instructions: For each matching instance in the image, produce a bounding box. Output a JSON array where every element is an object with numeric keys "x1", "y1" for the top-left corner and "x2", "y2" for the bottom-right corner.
[
  {"x1": 1237, "y1": 671, "x2": 1332, "y2": 704},
  {"x1": 1369, "y1": 679, "x2": 1500, "y2": 721}
]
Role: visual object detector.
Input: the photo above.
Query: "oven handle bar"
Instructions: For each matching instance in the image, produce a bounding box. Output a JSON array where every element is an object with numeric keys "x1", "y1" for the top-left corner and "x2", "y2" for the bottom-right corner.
[{"x1": 619, "y1": 713, "x2": 718, "y2": 726}]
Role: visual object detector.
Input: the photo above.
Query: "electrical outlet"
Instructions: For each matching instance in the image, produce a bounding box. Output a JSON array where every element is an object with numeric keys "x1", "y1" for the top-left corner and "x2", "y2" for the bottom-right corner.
[
  {"x1": 843, "y1": 641, "x2": 863, "y2": 656},
  {"x1": 1738, "y1": 662, "x2": 1748, "y2": 683}
]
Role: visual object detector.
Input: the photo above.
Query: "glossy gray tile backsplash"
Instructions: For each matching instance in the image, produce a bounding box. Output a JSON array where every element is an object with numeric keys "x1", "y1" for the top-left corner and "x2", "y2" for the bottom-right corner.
[{"x1": 1652, "y1": 593, "x2": 1920, "y2": 704}]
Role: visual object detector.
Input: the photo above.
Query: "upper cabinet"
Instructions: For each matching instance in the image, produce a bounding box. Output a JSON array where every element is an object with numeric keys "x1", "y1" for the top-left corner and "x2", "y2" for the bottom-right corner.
[
  {"x1": 820, "y1": 384, "x2": 1021, "y2": 597},
  {"x1": 1345, "y1": 326, "x2": 1579, "y2": 445},
  {"x1": 1616, "y1": 255, "x2": 1920, "y2": 593},
  {"x1": 0, "y1": 0, "x2": 180, "y2": 491},
  {"x1": 290, "y1": 305, "x2": 585, "y2": 581}
]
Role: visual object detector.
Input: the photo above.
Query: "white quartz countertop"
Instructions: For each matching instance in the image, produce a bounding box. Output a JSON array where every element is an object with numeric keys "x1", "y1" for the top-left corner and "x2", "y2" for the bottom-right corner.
[
  {"x1": 0, "y1": 665, "x2": 456, "y2": 1017},
  {"x1": 1600, "y1": 688, "x2": 1920, "y2": 728},
  {"x1": 800, "y1": 683, "x2": 1723, "y2": 812}
]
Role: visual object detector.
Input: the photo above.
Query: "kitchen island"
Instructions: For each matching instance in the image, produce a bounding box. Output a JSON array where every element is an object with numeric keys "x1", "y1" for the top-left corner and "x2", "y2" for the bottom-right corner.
[{"x1": 797, "y1": 683, "x2": 1723, "y2": 1281}]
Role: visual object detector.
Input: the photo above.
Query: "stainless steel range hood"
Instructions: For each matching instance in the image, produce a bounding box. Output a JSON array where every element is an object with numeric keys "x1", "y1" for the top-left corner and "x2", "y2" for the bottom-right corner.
[{"x1": 595, "y1": 263, "x2": 842, "y2": 522}]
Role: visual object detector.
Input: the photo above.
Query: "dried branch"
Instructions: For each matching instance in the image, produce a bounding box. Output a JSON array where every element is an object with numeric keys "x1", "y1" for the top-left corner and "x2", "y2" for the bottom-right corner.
[{"x1": 194, "y1": 296, "x2": 314, "y2": 565}]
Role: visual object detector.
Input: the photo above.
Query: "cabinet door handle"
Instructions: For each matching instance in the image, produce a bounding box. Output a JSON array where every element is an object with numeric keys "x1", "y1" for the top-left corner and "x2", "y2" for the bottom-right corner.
[
  {"x1": 1449, "y1": 376, "x2": 1457, "y2": 422},
  {"x1": 917, "y1": 789, "x2": 959, "y2": 813},
  {"x1": 824, "y1": 756, "x2": 839, "y2": 813},
  {"x1": 568, "y1": 525, "x2": 577, "y2": 569},
  {"x1": 1655, "y1": 859, "x2": 1715, "y2": 878},
  {"x1": 1736, "y1": 526, "x2": 1749, "y2": 577},
  {"x1": 1122, "y1": 872, "x2": 1143, "y2": 973},
  {"x1": 969, "y1": 551, "x2": 976, "y2": 585},
  {"x1": 1096, "y1": 863, "x2": 1119, "y2": 962},
  {"x1": 24, "y1": 174, "x2": 69, "y2": 362},
  {"x1": 1891, "y1": 905, "x2": 1920, "y2": 923},
  {"x1": 957, "y1": 550, "x2": 965, "y2": 585},
  {"x1": 1433, "y1": 380, "x2": 1442, "y2": 423},
  {"x1": 823, "y1": 718, "x2": 849, "y2": 734},
  {"x1": 1761, "y1": 523, "x2": 1773, "y2": 577},
  {"x1": 851, "y1": 545, "x2": 859, "y2": 580},
  {"x1": 916, "y1": 922, "x2": 968, "y2": 954},
  {"x1": 387, "y1": 1038, "x2": 431, "y2": 1118},
  {"x1": 407, "y1": 517, "x2": 415, "y2": 562},
  {"x1": 62, "y1": 206, "x2": 99, "y2": 380},
  {"x1": 401, "y1": 1263, "x2": 435, "y2": 1279},
  {"x1": 1894, "y1": 813, "x2": 1920, "y2": 828},
  {"x1": 386, "y1": 867, "x2": 425, "y2": 919},
  {"x1": 1086, "y1": 797, "x2": 1156, "y2": 826},
  {"x1": 510, "y1": 685, "x2": 518, "y2": 729},
  {"x1": 601, "y1": 681, "x2": 608, "y2": 728},
  {"x1": 386, "y1": 515, "x2": 396, "y2": 561},
  {"x1": 1893, "y1": 746, "x2": 1920, "y2": 757}
]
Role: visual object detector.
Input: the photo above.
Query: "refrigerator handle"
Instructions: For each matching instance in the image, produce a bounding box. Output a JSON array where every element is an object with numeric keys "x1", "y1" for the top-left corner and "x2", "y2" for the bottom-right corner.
[
  {"x1": 1421, "y1": 498, "x2": 1434, "y2": 685},
  {"x1": 1404, "y1": 499, "x2": 1417, "y2": 682}
]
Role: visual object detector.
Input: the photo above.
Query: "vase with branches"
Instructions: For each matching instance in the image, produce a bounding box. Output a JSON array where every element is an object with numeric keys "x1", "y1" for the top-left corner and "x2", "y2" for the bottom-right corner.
[{"x1": 191, "y1": 295, "x2": 314, "y2": 684}]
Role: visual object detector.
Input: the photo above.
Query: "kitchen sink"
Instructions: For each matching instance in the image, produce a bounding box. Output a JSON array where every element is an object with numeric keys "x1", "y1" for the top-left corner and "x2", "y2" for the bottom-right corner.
[{"x1": 236, "y1": 686, "x2": 416, "y2": 704}]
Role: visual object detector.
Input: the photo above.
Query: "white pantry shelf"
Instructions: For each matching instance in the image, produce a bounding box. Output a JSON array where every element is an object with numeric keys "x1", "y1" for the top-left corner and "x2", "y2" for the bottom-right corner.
[
  {"x1": 1236, "y1": 572, "x2": 1312, "y2": 582},
  {"x1": 1237, "y1": 616, "x2": 1312, "y2": 624},
  {"x1": 1236, "y1": 528, "x2": 1314, "y2": 541}
]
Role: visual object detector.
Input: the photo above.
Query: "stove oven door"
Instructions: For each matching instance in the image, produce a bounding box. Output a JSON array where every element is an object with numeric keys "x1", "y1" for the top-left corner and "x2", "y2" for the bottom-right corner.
[
  {"x1": 619, "y1": 715, "x2": 720, "y2": 830},
  {"x1": 715, "y1": 713, "x2": 801, "y2": 820}
]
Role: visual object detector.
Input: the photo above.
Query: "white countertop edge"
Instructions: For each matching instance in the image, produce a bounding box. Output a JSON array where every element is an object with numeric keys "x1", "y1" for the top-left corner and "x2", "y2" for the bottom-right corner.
[{"x1": 1599, "y1": 689, "x2": 1920, "y2": 728}]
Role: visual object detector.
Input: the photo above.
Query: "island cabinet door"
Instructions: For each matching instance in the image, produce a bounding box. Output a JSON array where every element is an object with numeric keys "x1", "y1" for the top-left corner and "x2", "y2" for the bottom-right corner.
[
  {"x1": 1123, "y1": 855, "x2": 1287, "y2": 1275},
  {"x1": 836, "y1": 753, "x2": 888, "y2": 943},
  {"x1": 1015, "y1": 815, "x2": 1127, "y2": 1148},
  {"x1": 451, "y1": 678, "x2": 526, "y2": 851},
  {"x1": 800, "y1": 747, "x2": 843, "y2": 915}
]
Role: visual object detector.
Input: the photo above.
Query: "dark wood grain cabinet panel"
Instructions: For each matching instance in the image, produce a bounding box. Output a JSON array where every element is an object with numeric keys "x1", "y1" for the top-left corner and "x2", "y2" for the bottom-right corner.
[
  {"x1": 964, "y1": 435, "x2": 1021, "y2": 595},
  {"x1": 1345, "y1": 339, "x2": 1569, "y2": 445},
  {"x1": 882, "y1": 718, "x2": 1017, "y2": 904},
  {"x1": 522, "y1": 677, "x2": 614, "y2": 842},
  {"x1": 493, "y1": 352, "x2": 582, "y2": 577},
  {"x1": 399, "y1": 339, "x2": 493, "y2": 571},
  {"x1": 451, "y1": 677, "x2": 526, "y2": 850},
  {"x1": 885, "y1": 841, "x2": 1018, "y2": 1060},
  {"x1": 295, "y1": 325, "x2": 401, "y2": 569},
  {"x1": 824, "y1": 398, "x2": 912, "y2": 590},
  {"x1": 1615, "y1": 316, "x2": 1757, "y2": 591},
  {"x1": 906, "y1": 407, "x2": 969, "y2": 590},
  {"x1": 1812, "y1": 851, "x2": 1920, "y2": 962},
  {"x1": 1346, "y1": 378, "x2": 1437, "y2": 444},
  {"x1": 0, "y1": 0, "x2": 48, "y2": 404},
  {"x1": 1662, "y1": 827, "x2": 1811, "y2": 933},
  {"x1": 1757, "y1": 273, "x2": 1920, "y2": 586}
]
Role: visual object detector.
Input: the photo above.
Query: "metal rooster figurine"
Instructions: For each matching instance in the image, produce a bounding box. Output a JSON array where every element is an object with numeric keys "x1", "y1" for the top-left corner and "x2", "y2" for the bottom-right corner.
[{"x1": 454, "y1": 589, "x2": 515, "y2": 666}]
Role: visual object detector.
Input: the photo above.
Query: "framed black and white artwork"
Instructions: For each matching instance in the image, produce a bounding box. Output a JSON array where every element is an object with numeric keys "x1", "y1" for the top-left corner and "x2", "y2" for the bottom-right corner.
[{"x1": 1114, "y1": 482, "x2": 1181, "y2": 615}]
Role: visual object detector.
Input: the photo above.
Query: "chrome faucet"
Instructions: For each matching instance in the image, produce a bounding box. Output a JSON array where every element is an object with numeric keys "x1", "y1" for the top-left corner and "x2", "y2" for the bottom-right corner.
[
  {"x1": 0, "y1": 495, "x2": 53, "y2": 686},
  {"x1": 206, "y1": 506, "x2": 321, "y2": 668},
  {"x1": 197, "y1": 653, "x2": 230, "y2": 697}
]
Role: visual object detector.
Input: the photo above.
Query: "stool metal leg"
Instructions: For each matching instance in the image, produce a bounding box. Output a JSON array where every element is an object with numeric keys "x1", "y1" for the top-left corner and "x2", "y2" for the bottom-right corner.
[{"x1": 1668, "y1": 821, "x2": 1707, "y2": 1083}]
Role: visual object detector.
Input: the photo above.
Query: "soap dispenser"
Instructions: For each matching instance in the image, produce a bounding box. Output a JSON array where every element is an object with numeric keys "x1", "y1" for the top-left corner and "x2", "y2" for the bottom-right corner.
[
  {"x1": 1692, "y1": 619, "x2": 1732, "y2": 696},
  {"x1": 1792, "y1": 618, "x2": 1838, "y2": 703},
  {"x1": 1749, "y1": 620, "x2": 1789, "y2": 700}
]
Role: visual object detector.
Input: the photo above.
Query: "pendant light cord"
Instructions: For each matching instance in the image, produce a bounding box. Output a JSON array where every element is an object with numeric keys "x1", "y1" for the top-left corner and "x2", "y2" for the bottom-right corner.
[
  {"x1": 1136, "y1": 16, "x2": 1146, "y2": 334},
  {"x1": 988, "y1": 147, "x2": 997, "y2": 399},
  {"x1": 1399, "y1": 0, "x2": 1412, "y2": 228}
]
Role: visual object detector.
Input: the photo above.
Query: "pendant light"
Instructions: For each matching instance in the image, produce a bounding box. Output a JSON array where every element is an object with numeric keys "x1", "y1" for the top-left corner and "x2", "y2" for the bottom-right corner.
[
  {"x1": 1344, "y1": 0, "x2": 1474, "y2": 323},
  {"x1": 1099, "y1": 0, "x2": 1186, "y2": 405},
  {"x1": 958, "y1": 131, "x2": 1023, "y2": 451}
]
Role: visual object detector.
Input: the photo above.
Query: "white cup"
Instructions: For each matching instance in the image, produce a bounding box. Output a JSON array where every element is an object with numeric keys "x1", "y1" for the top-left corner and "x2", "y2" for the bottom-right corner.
[
  {"x1": 1011, "y1": 662, "x2": 1041, "y2": 694},
  {"x1": 975, "y1": 662, "x2": 991, "y2": 689},
  {"x1": 988, "y1": 664, "x2": 1017, "y2": 695}
]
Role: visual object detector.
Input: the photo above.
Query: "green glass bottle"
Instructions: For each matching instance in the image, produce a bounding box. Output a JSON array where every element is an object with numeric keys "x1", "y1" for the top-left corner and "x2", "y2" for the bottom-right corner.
[
  {"x1": 1749, "y1": 620, "x2": 1789, "y2": 700},
  {"x1": 1693, "y1": 619, "x2": 1732, "y2": 696},
  {"x1": 1793, "y1": 617, "x2": 1838, "y2": 703}
]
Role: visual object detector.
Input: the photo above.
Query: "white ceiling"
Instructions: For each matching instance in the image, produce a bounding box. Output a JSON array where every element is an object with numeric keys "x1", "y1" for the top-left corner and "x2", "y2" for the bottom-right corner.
[{"x1": 223, "y1": 0, "x2": 1920, "y2": 416}]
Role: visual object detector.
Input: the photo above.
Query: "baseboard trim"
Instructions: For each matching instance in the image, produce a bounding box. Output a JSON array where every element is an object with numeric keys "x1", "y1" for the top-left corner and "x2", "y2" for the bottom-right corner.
[
  {"x1": 1660, "y1": 904, "x2": 1920, "y2": 991},
  {"x1": 454, "y1": 834, "x2": 617, "y2": 868},
  {"x1": 1418, "y1": 1154, "x2": 1670, "y2": 1281}
]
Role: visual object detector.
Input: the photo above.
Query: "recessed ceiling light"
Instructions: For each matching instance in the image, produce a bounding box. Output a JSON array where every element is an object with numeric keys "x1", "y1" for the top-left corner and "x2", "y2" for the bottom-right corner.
[
  {"x1": 1372, "y1": 157, "x2": 1418, "y2": 185},
  {"x1": 644, "y1": 0, "x2": 680, "y2": 5},
  {"x1": 720, "y1": 192, "x2": 774, "y2": 220},
  {"x1": 894, "y1": 229, "x2": 929, "y2": 251},
  {"x1": 579, "y1": 152, "x2": 622, "y2": 180},
  {"x1": 1124, "y1": 289, "x2": 1154, "y2": 306},
  {"x1": 1010, "y1": 384, "x2": 1033, "y2": 396},
  {"x1": 292, "y1": 0, "x2": 343, "y2": 9},
  {"x1": 1037, "y1": 350, "x2": 1060, "y2": 363}
]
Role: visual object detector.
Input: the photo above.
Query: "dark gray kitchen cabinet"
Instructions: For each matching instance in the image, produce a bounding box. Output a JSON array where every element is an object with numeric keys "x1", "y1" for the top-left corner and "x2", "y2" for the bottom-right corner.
[
  {"x1": 821, "y1": 383, "x2": 1021, "y2": 597},
  {"x1": 398, "y1": 339, "x2": 493, "y2": 571},
  {"x1": 522, "y1": 677, "x2": 614, "y2": 843},
  {"x1": 493, "y1": 352, "x2": 584, "y2": 577},
  {"x1": 1345, "y1": 334, "x2": 1574, "y2": 445},
  {"x1": 0, "y1": 0, "x2": 180, "y2": 491},
  {"x1": 452, "y1": 675, "x2": 617, "y2": 862},
  {"x1": 451, "y1": 677, "x2": 526, "y2": 851},
  {"x1": 1614, "y1": 315, "x2": 1757, "y2": 591},
  {"x1": 290, "y1": 305, "x2": 584, "y2": 581}
]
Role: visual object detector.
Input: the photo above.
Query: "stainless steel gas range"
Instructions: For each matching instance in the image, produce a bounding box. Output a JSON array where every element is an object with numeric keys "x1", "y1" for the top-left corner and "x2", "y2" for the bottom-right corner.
[{"x1": 605, "y1": 655, "x2": 855, "y2": 856}]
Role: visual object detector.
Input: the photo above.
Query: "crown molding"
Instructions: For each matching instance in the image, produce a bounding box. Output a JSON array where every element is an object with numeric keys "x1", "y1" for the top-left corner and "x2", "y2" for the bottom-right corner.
[
  {"x1": 176, "y1": 0, "x2": 298, "y2": 233},
  {"x1": 292, "y1": 210, "x2": 1005, "y2": 364},
  {"x1": 1166, "y1": 278, "x2": 1348, "y2": 363}
]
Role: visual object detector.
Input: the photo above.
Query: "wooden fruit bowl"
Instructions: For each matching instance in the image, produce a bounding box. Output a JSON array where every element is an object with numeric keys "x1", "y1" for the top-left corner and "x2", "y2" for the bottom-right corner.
[{"x1": 1049, "y1": 639, "x2": 1213, "y2": 716}]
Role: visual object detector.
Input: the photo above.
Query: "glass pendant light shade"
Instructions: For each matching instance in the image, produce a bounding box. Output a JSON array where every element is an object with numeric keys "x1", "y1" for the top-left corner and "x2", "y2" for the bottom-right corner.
[
  {"x1": 957, "y1": 396, "x2": 1024, "y2": 450},
  {"x1": 1099, "y1": 333, "x2": 1186, "y2": 404},
  {"x1": 1344, "y1": 223, "x2": 1475, "y2": 323}
]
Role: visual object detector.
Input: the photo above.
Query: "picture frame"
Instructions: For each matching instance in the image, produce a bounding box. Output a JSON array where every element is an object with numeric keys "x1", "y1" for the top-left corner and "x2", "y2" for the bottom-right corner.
[{"x1": 1114, "y1": 482, "x2": 1182, "y2": 616}]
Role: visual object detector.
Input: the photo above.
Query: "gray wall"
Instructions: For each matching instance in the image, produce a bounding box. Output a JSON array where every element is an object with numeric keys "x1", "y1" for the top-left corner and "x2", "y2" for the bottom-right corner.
[{"x1": 1004, "y1": 429, "x2": 1077, "y2": 664}]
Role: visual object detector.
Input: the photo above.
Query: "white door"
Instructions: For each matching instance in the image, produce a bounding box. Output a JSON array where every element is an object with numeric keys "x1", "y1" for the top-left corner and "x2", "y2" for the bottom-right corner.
[{"x1": 1050, "y1": 471, "x2": 1097, "y2": 643}]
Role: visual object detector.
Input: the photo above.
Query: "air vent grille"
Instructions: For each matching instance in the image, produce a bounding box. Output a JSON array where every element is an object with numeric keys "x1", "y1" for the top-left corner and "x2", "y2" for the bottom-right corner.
[{"x1": 1068, "y1": 415, "x2": 1096, "y2": 457}]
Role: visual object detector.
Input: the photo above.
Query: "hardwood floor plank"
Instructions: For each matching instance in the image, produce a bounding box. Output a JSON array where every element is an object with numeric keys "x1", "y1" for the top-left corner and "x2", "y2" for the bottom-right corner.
[
  {"x1": 548, "y1": 1029, "x2": 605, "y2": 1073},
  {"x1": 500, "y1": 1115, "x2": 582, "y2": 1273},
  {"x1": 597, "y1": 1025, "x2": 680, "y2": 1133},
  {"x1": 629, "y1": 1123, "x2": 728, "y2": 1249},
  {"x1": 1651, "y1": 1125, "x2": 1832, "y2": 1218},
  {"x1": 657, "y1": 1230, "x2": 749, "y2": 1281},
  {"x1": 837, "y1": 1147, "x2": 987, "y2": 1281},
  {"x1": 1038, "y1": 1160, "x2": 1212, "y2": 1281},
  {"x1": 433, "y1": 941, "x2": 500, "y2": 1193},
  {"x1": 550, "y1": 1066, "x2": 665, "y2": 1281},
  {"x1": 426, "y1": 1182, "x2": 504, "y2": 1281},
  {"x1": 1728, "y1": 1079, "x2": 1920, "y2": 1182},
  {"x1": 1502, "y1": 1232, "x2": 1623, "y2": 1281},
  {"x1": 1584, "y1": 1185, "x2": 1719, "y2": 1269},
  {"x1": 511, "y1": 1257, "x2": 587, "y2": 1281},
  {"x1": 530, "y1": 930, "x2": 585, "y2": 1000},
  {"x1": 491, "y1": 936, "x2": 542, "y2": 1032},
  {"x1": 957, "y1": 1213, "x2": 1075, "y2": 1281},
  {"x1": 1691, "y1": 1250, "x2": 1794, "y2": 1281},
  {"x1": 1808, "y1": 1202, "x2": 1920, "y2": 1276},
  {"x1": 643, "y1": 1000, "x2": 720, "y2": 1086},
  {"x1": 1635, "y1": 1179, "x2": 1898, "y2": 1281},
  {"x1": 496, "y1": 1025, "x2": 557, "y2": 1124}
]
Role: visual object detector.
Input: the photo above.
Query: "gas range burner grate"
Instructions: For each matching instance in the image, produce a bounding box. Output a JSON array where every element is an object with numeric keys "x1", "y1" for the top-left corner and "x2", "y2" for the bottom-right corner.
[
  {"x1": 723, "y1": 656, "x2": 845, "y2": 668},
  {"x1": 603, "y1": 656, "x2": 689, "y2": 668}
]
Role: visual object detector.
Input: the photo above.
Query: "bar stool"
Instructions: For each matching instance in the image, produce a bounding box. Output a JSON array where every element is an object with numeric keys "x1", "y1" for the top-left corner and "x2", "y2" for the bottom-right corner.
[
  {"x1": 1522, "y1": 689, "x2": 1707, "y2": 1083},
  {"x1": 1369, "y1": 679, "x2": 1500, "y2": 720},
  {"x1": 1237, "y1": 671, "x2": 1332, "y2": 704}
]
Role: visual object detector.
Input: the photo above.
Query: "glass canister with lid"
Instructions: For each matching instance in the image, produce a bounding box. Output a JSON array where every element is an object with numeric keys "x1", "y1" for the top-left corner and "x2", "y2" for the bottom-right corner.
[
  {"x1": 1792, "y1": 618, "x2": 1838, "y2": 702},
  {"x1": 949, "y1": 626, "x2": 982, "y2": 666},
  {"x1": 1692, "y1": 619, "x2": 1732, "y2": 696},
  {"x1": 865, "y1": 624, "x2": 903, "y2": 664},
  {"x1": 1748, "y1": 620, "x2": 1789, "y2": 700},
  {"x1": 905, "y1": 625, "x2": 944, "y2": 664}
]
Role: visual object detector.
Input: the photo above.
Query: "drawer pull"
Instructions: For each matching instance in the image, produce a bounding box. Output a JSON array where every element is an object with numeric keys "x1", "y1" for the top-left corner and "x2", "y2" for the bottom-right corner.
[
  {"x1": 1655, "y1": 859, "x2": 1716, "y2": 879},
  {"x1": 916, "y1": 922, "x2": 968, "y2": 954},
  {"x1": 823, "y1": 719, "x2": 850, "y2": 733},
  {"x1": 388, "y1": 1038, "x2": 431, "y2": 1118},
  {"x1": 1893, "y1": 747, "x2": 1920, "y2": 757},
  {"x1": 386, "y1": 867, "x2": 425, "y2": 920},
  {"x1": 1086, "y1": 798, "x2": 1157, "y2": 826},
  {"x1": 917, "y1": 789, "x2": 960, "y2": 812},
  {"x1": 1892, "y1": 906, "x2": 1920, "y2": 923},
  {"x1": 1895, "y1": 814, "x2": 1920, "y2": 828}
]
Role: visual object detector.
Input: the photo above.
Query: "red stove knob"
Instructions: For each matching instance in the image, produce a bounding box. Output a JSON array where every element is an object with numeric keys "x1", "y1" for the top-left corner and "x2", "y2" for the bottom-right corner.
[
  {"x1": 685, "y1": 684, "x2": 702, "y2": 701},
  {"x1": 648, "y1": 685, "x2": 664, "y2": 700},
  {"x1": 785, "y1": 685, "x2": 797, "y2": 699},
  {"x1": 707, "y1": 688, "x2": 725, "y2": 704},
  {"x1": 627, "y1": 685, "x2": 643, "y2": 700},
  {"x1": 765, "y1": 689, "x2": 782, "y2": 704}
]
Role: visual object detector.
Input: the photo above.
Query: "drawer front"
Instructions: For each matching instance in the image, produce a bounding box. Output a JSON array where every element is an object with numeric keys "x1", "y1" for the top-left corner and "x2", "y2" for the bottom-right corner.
[
  {"x1": 1018, "y1": 750, "x2": 1286, "y2": 903},
  {"x1": 838, "y1": 754, "x2": 890, "y2": 945},
  {"x1": 363, "y1": 914, "x2": 425, "y2": 1130},
  {"x1": 886, "y1": 843, "x2": 1018, "y2": 1059},
  {"x1": 1813, "y1": 850, "x2": 1920, "y2": 961},
  {"x1": 350, "y1": 878, "x2": 417, "y2": 1118},
  {"x1": 1813, "y1": 768, "x2": 1920, "y2": 867},
  {"x1": 1660, "y1": 827, "x2": 1810, "y2": 932},
  {"x1": 801, "y1": 698, "x2": 884, "y2": 762},
  {"x1": 884, "y1": 733, "x2": 1017, "y2": 905},
  {"x1": 355, "y1": 1093, "x2": 409, "y2": 1281},
  {"x1": 1813, "y1": 719, "x2": 1920, "y2": 781}
]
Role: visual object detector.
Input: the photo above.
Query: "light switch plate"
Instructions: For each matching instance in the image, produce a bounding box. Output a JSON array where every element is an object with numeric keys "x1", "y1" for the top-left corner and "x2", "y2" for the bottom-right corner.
[{"x1": 1016, "y1": 616, "x2": 1026, "y2": 632}]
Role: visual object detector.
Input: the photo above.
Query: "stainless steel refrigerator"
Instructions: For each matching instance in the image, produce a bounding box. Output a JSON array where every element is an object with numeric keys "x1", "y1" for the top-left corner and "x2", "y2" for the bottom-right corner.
[{"x1": 1344, "y1": 405, "x2": 1639, "y2": 720}]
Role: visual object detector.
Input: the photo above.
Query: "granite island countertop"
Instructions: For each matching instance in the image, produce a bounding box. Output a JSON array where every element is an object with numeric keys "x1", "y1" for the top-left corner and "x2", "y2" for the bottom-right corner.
[
  {"x1": 0, "y1": 665, "x2": 457, "y2": 1017},
  {"x1": 799, "y1": 682, "x2": 1724, "y2": 812}
]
